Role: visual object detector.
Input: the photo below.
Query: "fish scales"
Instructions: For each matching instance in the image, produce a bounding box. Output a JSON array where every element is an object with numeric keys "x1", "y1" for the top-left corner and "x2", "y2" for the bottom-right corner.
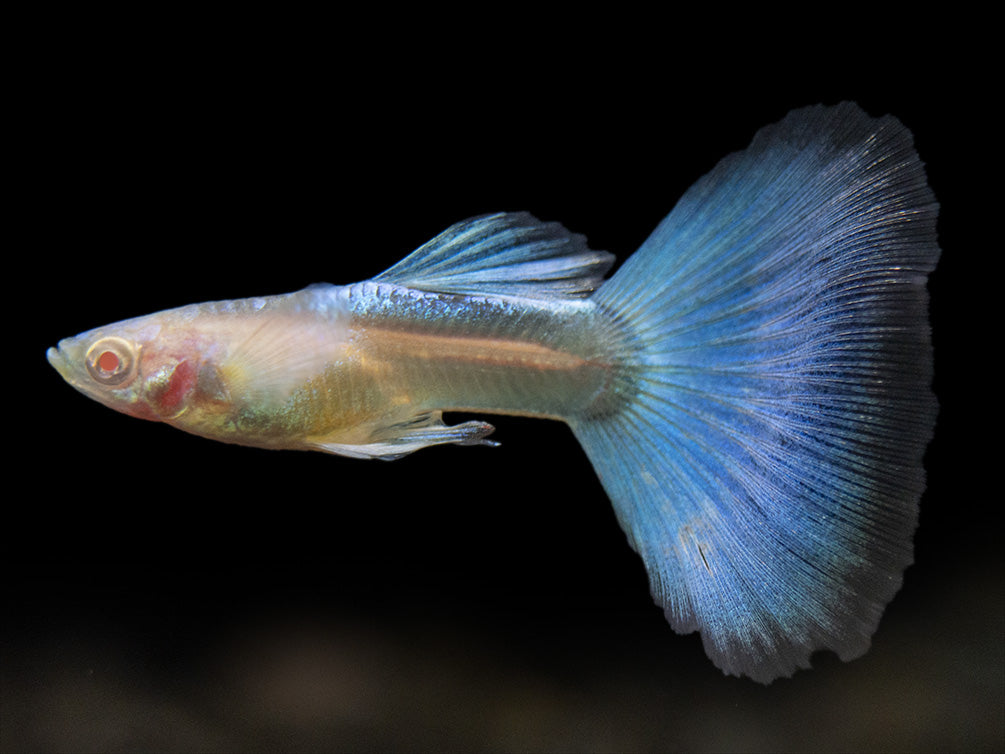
[{"x1": 344, "y1": 281, "x2": 627, "y2": 421}]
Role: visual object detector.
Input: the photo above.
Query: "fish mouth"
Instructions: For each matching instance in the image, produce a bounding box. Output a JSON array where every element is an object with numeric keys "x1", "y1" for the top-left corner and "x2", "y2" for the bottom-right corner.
[
  {"x1": 47, "y1": 340, "x2": 106, "y2": 404},
  {"x1": 47, "y1": 339, "x2": 84, "y2": 386},
  {"x1": 46, "y1": 344, "x2": 69, "y2": 378}
]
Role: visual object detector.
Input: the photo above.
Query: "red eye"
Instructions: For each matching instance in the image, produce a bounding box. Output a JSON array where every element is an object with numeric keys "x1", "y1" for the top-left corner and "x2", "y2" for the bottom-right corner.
[
  {"x1": 85, "y1": 337, "x2": 136, "y2": 386},
  {"x1": 97, "y1": 350, "x2": 120, "y2": 373}
]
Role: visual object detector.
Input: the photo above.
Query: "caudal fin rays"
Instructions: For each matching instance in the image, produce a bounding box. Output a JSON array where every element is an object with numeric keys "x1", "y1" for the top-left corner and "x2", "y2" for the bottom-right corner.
[{"x1": 573, "y1": 102, "x2": 938, "y2": 682}]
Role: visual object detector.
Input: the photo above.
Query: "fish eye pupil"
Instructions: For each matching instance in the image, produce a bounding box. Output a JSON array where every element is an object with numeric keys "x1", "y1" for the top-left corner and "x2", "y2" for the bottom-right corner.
[{"x1": 97, "y1": 350, "x2": 120, "y2": 373}]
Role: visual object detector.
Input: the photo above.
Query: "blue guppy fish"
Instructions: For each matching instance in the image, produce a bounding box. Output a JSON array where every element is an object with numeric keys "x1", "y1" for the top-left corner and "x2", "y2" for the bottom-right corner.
[{"x1": 48, "y1": 103, "x2": 939, "y2": 682}]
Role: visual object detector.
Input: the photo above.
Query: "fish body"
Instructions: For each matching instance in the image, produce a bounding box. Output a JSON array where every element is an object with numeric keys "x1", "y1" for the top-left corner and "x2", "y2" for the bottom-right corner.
[
  {"x1": 49, "y1": 219, "x2": 627, "y2": 458},
  {"x1": 48, "y1": 103, "x2": 940, "y2": 683}
]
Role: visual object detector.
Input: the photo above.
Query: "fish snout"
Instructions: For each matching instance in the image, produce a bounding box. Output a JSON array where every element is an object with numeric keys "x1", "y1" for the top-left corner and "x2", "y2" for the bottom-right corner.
[
  {"x1": 47, "y1": 337, "x2": 85, "y2": 382},
  {"x1": 46, "y1": 343, "x2": 69, "y2": 378}
]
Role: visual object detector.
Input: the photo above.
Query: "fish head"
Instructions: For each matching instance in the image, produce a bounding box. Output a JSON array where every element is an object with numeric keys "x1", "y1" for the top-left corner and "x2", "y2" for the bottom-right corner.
[{"x1": 47, "y1": 308, "x2": 229, "y2": 425}]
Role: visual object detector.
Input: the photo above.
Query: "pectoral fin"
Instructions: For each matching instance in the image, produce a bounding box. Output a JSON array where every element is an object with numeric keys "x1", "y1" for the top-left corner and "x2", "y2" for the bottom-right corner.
[{"x1": 309, "y1": 412, "x2": 497, "y2": 460}]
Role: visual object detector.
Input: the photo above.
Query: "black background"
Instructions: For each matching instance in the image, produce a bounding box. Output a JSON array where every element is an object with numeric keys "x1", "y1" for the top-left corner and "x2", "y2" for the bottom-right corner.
[{"x1": 7, "y1": 12, "x2": 999, "y2": 753}]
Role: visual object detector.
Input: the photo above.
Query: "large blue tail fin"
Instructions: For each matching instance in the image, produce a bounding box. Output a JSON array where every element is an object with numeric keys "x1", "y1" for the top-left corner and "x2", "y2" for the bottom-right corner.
[{"x1": 571, "y1": 103, "x2": 939, "y2": 682}]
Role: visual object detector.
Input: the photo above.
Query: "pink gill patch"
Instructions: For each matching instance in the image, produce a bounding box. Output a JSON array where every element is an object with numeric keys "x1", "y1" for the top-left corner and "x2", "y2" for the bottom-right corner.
[{"x1": 156, "y1": 359, "x2": 197, "y2": 412}]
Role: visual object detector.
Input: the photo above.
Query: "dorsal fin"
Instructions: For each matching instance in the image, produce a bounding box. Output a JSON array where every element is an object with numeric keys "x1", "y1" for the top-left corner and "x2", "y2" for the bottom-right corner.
[{"x1": 374, "y1": 212, "x2": 615, "y2": 299}]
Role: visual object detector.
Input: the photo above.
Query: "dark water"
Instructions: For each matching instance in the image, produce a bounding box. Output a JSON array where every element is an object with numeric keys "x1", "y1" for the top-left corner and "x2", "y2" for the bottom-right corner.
[
  {"x1": 3, "y1": 558, "x2": 1001, "y2": 752},
  {"x1": 11, "y1": 23, "x2": 998, "y2": 752}
]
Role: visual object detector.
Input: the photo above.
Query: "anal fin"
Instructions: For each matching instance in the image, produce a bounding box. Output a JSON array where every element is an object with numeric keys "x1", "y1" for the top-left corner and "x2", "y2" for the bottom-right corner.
[{"x1": 309, "y1": 412, "x2": 497, "y2": 460}]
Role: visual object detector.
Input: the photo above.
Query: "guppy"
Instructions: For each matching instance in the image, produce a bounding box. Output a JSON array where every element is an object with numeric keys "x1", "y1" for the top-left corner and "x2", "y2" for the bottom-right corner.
[{"x1": 48, "y1": 103, "x2": 939, "y2": 683}]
